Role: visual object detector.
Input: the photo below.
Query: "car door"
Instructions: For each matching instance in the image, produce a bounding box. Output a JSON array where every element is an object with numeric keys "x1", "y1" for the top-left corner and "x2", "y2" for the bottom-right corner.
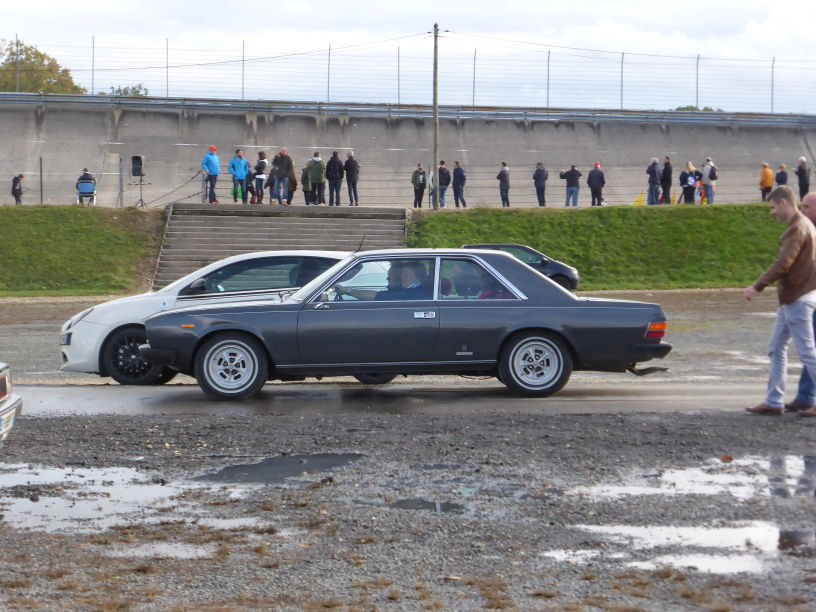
[
  {"x1": 170, "y1": 256, "x2": 337, "y2": 309},
  {"x1": 432, "y1": 257, "x2": 523, "y2": 364},
  {"x1": 297, "y1": 257, "x2": 439, "y2": 365}
]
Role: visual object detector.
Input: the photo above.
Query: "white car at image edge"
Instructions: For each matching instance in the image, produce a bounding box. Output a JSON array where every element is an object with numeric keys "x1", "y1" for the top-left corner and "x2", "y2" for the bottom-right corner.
[
  {"x1": 0, "y1": 362, "x2": 23, "y2": 447},
  {"x1": 59, "y1": 250, "x2": 347, "y2": 385}
]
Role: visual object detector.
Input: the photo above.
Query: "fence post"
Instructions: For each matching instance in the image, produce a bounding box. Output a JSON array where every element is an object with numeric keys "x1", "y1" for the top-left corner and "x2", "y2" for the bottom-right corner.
[
  {"x1": 15, "y1": 34, "x2": 19, "y2": 92},
  {"x1": 547, "y1": 50, "x2": 551, "y2": 108},
  {"x1": 242, "y1": 40, "x2": 245, "y2": 100},
  {"x1": 397, "y1": 46, "x2": 401, "y2": 105},
  {"x1": 327, "y1": 44, "x2": 331, "y2": 102},
  {"x1": 91, "y1": 36, "x2": 95, "y2": 94},
  {"x1": 472, "y1": 48, "x2": 476, "y2": 107},
  {"x1": 118, "y1": 156, "x2": 124, "y2": 208},
  {"x1": 39, "y1": 157, "x2": 43, "y2": 205}
]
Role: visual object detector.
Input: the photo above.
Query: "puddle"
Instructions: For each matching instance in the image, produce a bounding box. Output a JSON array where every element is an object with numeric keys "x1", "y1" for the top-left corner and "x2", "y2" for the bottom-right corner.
[
  {"x1": 569, "y1": 455, "x2": 815, "y2": 500},
  {"x1": 629, "y1": 554, "x2": 766, "y2": 574},
  {"x1": 195, "y1": 453, "x2": 363, "y2": 484},
  {"x1": 577, "y1": 522, "x2": 779, "y2": 552},
  {"x1": 390, "y1": 498, "x2": 465, "y2": 514},
  {"x1": 104, "y1": 542, "x2": 217, "y2": 559},
  {"x1": 0, "y1": 463, "x2": 209, "y2": 533}
]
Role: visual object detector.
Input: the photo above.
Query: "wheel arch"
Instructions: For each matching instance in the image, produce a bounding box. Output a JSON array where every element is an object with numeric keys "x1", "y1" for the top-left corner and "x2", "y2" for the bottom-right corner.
[
  {"x1": 98, "y1": 322, "x2": 147, "y2": 377},
  {"x1": 499, "y1": 327, "x2": 579, "y2": 367},
  {"x1": 192, "y1": 328, "x2": 276, "y2": 378}
]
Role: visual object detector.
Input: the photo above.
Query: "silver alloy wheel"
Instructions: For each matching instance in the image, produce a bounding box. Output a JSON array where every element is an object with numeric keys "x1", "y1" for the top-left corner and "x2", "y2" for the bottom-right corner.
[
  {"x1": 204, "y1": 339, "x2": 258, "y2": 393},
  {"x1": 511, "y1": 338, "x2": 562, "y2": 388}
]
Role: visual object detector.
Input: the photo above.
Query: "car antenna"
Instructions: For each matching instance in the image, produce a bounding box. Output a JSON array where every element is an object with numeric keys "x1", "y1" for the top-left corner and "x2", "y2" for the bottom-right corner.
[{"x1": 355, "y1": 235, "x2": 367, "y2": 252}]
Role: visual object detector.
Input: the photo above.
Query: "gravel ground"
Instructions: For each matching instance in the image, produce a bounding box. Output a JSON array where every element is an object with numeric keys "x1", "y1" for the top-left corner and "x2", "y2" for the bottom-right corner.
[{"x1": 2, "y1": 289, "x2": 816, "y2": 611}]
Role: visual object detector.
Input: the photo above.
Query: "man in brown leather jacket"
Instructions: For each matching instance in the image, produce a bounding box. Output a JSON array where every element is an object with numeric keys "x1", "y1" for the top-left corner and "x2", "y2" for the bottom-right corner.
[{"x1": 745, "y1": 186, "x2": 816, "y2": 415}]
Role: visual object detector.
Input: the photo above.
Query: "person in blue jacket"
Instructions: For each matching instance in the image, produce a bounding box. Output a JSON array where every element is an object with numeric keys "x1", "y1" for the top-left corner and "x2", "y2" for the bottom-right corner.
[
  {"x1": 201, "y1": 145, "x2": 220, "y2": 203},
  {"x1": 228, "y1": 149, "x2": 250, "y2": 204}
]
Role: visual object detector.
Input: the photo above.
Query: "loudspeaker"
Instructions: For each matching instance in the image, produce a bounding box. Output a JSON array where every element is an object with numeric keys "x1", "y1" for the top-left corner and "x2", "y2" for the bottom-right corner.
[{"x1": 131, "y1": 155, "x2": 145, "y2": 177}]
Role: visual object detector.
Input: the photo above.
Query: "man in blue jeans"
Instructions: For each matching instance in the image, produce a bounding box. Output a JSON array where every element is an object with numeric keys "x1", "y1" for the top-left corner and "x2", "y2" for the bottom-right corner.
[
  {"x1": 559, "y1": 165, "x2": 582, "y2": 206},
  {"x1": 228, "y1": 149, "x2": 250, "y2": 203},
  {"x1": 201, "y1": 145, "x2": 220, "y2": 203},
  {"x1": 745, "y1": 187, "x2": 816, "y2": 416},
  {"x1": 784, "y1": 192, "x2": 816, "y2": 415}
]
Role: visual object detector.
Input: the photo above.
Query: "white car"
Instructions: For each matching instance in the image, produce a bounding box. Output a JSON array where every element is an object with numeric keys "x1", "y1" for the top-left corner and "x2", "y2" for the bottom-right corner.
[
  {"x1": 0, "y1": 362, "x2": 23, "y2": 447},
  {"x1": 60, "y1": 250, "x2": 347, "y2": 385}
]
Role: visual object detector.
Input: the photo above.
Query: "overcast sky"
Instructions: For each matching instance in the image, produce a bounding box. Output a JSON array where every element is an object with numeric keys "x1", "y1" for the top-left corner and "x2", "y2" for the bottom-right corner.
[{"x1": 5, "y1": 1, "x2": 816, "y2": 112}]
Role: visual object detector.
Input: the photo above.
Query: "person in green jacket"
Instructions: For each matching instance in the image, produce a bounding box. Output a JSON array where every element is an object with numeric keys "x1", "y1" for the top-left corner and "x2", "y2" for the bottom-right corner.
[{"x1": 306, "y1": 152, "x2": 327, "y2": 205}]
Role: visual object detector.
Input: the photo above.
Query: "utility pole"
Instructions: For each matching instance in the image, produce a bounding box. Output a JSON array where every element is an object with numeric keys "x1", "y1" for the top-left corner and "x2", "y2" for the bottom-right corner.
[
  {"x1": 472, "y1": 48, "x2": 476, "y2": 107},
  {"x1": 91, "y1": 36, "x2": 95, "y2": 94},
  {"x1": 15, "y1": 34, "x2": 20, "y2": 92},
  {"x1": 166, "y1": 38, "x2": 169, "y2": 97},
  {"x1": 327, "y1": 44, "x2": 331, "y2": 102},
  {"x1": 397, "y1": 46, "x2": 401, "y2": 105},
  {"x1": 695, "y1": 54, "x2": 700, "y2": 109},
  {"x1": 771, "y1": 56, "x2": 776, "y2": 114},
  {"x1": 432, "y1": 23, "x2": 440, "y2": 210},
  {"x1": 242, "y1": 40, "x2": 245, "y2": 100}
]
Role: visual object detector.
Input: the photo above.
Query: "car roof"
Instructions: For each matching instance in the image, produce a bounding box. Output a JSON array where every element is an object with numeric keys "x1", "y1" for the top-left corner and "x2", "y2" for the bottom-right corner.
[{"x1": 350, "y1": 248, "x2": 514, "y2": 258}]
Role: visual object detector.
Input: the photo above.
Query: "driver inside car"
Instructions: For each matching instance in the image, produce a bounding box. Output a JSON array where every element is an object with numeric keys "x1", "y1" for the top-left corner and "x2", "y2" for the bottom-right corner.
[{"x1": 336, "y1": 262, "x2": 405, "y2": 301}]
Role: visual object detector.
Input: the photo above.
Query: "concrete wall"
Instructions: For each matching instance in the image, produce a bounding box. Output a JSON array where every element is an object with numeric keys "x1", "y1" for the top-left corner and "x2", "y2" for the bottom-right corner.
[{"x1": 1, "y1": 99, "x2": 814, "y2": 208}]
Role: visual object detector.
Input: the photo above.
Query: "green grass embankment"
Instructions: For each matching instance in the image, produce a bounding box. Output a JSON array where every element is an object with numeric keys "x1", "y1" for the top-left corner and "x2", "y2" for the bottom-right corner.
[
  {"x1": 407, "y1": 204, "x2": 781, "y2": 290},
  {"x1": 0, "y1": 206, "x2": 164, "y2": 296}
]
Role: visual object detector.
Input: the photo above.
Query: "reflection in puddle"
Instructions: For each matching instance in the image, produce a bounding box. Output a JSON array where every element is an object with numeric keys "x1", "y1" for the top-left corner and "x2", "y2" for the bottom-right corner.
[
  {"x1": 569, "y1": 455, "x2": 814, "y2": 500},
  {"x1": 555, "y1": 455, "x2": 816, "y2": 575},
  {"x1": 195, "y1": 453, "x2": 364, "y2": 484},
  {"x1": 104, "y1": 542, "x2": 217, "y2": 559}
]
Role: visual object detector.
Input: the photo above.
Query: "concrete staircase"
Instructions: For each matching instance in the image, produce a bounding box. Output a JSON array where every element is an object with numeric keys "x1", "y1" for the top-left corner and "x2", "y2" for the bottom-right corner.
[{"x1": 153, "y1": 202, "x2": 407, "y2": 289}]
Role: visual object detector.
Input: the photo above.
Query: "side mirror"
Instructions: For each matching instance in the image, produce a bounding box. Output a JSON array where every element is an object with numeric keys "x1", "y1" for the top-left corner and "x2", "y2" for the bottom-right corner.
[{"x1": 182, "y1": 278, "x2": 207, "y2": 295}]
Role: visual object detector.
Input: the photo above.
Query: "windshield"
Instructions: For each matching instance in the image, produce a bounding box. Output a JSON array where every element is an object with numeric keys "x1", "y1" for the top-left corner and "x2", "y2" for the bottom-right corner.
[{"x1": 288, "y1": 255, "x2": 356, "y2": 302}]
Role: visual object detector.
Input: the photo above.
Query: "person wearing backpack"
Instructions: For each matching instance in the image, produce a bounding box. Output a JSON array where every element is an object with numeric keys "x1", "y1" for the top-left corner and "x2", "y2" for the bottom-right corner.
[
  {"x1": 702, "y1": 157, "x2": 718, "y2": 204},
  {"x1": 253, "y1": 151, "x2": 269, "y2": 204},
  {"x1": 452, "y1": 161, "x2": 467, "y2": 208},
  {"x1": 679, "y1": 161, "x2": 702, "y2": 204}
]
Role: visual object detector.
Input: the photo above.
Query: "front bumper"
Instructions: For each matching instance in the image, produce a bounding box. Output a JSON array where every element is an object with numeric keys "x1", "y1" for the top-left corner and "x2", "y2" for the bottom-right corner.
[
  {"x1": 138, "y1": 344, "x2": 177, "y2": 367},
  {"x1": 59, "y1": 319, "x2": 107, "y2": 373},
  {"x1": 0, "y1": 394, "x2": 23, "y2": 444},
  {"x1": 631, "y1": 342, "x2": 672, "y2": 362}
]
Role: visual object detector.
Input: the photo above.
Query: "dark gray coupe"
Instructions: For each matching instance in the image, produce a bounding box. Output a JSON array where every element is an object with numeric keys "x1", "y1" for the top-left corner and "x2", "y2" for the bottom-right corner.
[{"x1": 139, "y1": 249, "x2": 671, "y2": 400}]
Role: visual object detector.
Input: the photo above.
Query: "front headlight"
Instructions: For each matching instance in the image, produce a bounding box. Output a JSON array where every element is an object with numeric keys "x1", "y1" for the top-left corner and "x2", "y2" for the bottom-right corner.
[{"x1": 67, "y1": 307, "x2": 94, "y2": 329}]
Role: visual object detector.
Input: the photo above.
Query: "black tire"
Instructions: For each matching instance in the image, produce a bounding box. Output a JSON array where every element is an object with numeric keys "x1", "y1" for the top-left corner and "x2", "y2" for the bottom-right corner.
[
  {"x1": 551, "y1": 275, "x2": 572, "y2": 290},
  {"x1": 354, "y1": 373, "x2": 398, "y2": 385},
  {"x1": 498, "y1": 332, "x2": 573, "y2": 397},
  {"x1": 102, "y1": 326, "x2": 167, "y2": 385},
  {"x1": 194, "y1": 333, "x2": 268, "y2": 400}
]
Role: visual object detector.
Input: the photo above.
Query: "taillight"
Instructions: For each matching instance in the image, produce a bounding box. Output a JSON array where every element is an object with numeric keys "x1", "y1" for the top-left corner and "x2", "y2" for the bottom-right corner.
[{"x1": 645, "y1": 321, "x2": 667, "y2": 339}]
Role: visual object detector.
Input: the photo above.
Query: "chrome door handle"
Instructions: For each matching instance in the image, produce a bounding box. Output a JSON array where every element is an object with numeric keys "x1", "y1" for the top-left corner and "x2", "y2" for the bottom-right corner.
[
  {"x1": 413, "y1": 311, "x2": 436, "y2": 319},
  {"x1": 314, "y1": 302, "x2": 329, "y2": 309}
]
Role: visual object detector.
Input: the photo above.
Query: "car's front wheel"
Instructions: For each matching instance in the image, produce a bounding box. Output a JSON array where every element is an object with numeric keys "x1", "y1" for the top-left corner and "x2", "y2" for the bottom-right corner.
[
  {"x1": 498, "y1": 332, "x2": 573, "y2": 397},
  {"x1": 103, "y1": 326, "x2": 168, "y2": 385},
  {"x1": 194, "y1": 333, "x2": 268, "y2": 400},
  {"x1": 550, "y1": 274, "x2": 572, "y2": 290},
  {"x1": 354, "y1": 373, "x2": 397, "y2": 385}
]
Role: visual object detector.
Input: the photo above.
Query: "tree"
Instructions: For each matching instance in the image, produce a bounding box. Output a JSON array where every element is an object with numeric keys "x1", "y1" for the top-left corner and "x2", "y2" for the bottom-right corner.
[
  {"x1": 98, "y1": 83, "x2": 149, "y2": 97},
  {"x1": 674, "y1": 105, "x2": 724, "y2": 112},
  {"x1": 0, "y1": 39, "x2": 86, "y2": 94}
]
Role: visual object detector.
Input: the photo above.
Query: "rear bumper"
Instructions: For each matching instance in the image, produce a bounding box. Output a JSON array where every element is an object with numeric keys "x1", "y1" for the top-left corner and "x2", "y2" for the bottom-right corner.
[
  {"x1": 631, "y1": 342, "x2": 672, "y2": 362},
  {"x1": 138, "y1": 344, "x2": 177, "y2": 367}
]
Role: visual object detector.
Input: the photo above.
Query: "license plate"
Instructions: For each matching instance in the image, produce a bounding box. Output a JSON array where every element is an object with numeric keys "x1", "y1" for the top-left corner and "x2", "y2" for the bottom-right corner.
[{"x1": 0, "y1": 412, "x2": 13, "y2": 433}]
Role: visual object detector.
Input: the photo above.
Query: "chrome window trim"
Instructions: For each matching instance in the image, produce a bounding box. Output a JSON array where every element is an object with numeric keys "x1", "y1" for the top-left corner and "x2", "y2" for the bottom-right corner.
[
  {"x1": 437, "y1": 255, "x2": 528, "y2": 301},
  {"x1": 177, "y1": 287, "x2": 294, "y2": 301},
  {"x1": 306, "y1": 254, "x2": 439, "y2": 304}
]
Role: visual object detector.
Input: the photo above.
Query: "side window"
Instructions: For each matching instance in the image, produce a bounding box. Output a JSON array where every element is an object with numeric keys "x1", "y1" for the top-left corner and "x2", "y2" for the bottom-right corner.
[
  {"x1": 502, "y1": 246, "x2": 540, "y2": 264},
  {"x1": 323, "y1": 258, "x2": 436, "y2": 302},
  {"x1": 439, "y1": 259, "x2": 515, "y2": 300},
  {"x1": 189, "y1": 257, "x2": 304, "y2": 294}
]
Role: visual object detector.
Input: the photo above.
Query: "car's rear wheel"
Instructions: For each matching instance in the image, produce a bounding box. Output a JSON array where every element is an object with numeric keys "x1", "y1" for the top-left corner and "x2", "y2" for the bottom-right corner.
[
  {"x1": 195, "y1": 333, "x2": 268, "y2": 400},
  {"x1": 550, "y1": 274, "x2": 572, "y2": 290},
  {"x1": 499, "y1": 332, "x2": 572, "y2": 397},
  {"x1": 103, "y1": 326, "x2": 168, "y2": 385},
  {"x1": 354, "y1": 373, "x2": 397, "y2": 385}
]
